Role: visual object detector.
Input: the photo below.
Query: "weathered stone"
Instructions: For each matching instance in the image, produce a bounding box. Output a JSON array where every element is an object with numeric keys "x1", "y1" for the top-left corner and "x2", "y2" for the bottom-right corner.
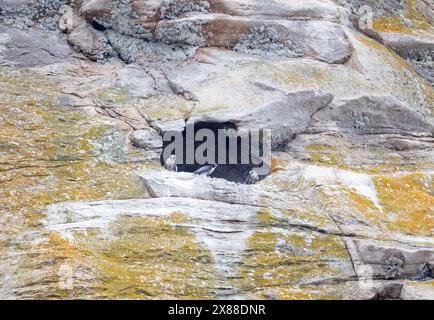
[
  {"x1": 0, "y1": 27, "x2": 71, "y2": 66},
  {"x1": 156, "y1": 16, "x2": 352, "y2": 63},
  {"x1": 160, "y1": 0, "x2": 210, "y2": 20},
  {"x1": 67, "y1": 21, "x2": 114, "y2": 61},
  {"x1": 137, "y1": 170, "x2": 263, "y2": 206},
  {"x1": 189, "y1": 89, "x2": 334, "y2": 147},
  {"x1": 380, "y1": 32, "x2": 434, "y2": 84},
  {"x1": 129, "y1": 129, "x2": 162, "y2": 149},
  {"x1": 115, "y1": 66, "x2": 156, "y2": 98},
  {"x1": 1, "y1": 0, "x2": 434, "y2": 301},
  {"x1": 376, "y1": 282, "x2": 403, "y2": 300},
  {"x1": 81, "y1": 0, "x2": 113, "y2": 20},
  {"x1": 45, "y1": 197, "x2": 260, "y2": 277},
  {"x1": 210, "y1": 0, "x2": 351, "y2": 23},
  {"x1": 400, "y1": 281, "x2": 434, "y2": 300},
  {"x1": 356, "y1": 240, "x2": 434, "y2": 280},
  {"x1": 310, "y1": 95, "x2": 434, "y2": 137}
]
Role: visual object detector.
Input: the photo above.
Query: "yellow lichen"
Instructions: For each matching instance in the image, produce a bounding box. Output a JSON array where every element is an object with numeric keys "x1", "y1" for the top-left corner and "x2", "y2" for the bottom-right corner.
[
  {"x1": 71, "y1": 215, "x2": 217, "y2": 299},
  {"x1": 306, "y1": 144, "x2": 348, "y2": 169},
  {"x1": 374, "y1": 173, "x2": 434, "y2": 236},
  {"x1": 238, "y1": 206, "x2": 349, "y2": 300},
  {"x1": 373, "y1": 0, "x2": 434, "y2": 33}
]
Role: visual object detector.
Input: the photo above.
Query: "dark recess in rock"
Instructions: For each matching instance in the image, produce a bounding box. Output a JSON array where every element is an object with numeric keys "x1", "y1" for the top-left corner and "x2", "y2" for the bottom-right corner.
[
  {"x1": 160, "y1": 122, "x2": 268, "y2": 184},
  {"x1": 90, "y1": 18, "x2": 107, "y2": 31}
]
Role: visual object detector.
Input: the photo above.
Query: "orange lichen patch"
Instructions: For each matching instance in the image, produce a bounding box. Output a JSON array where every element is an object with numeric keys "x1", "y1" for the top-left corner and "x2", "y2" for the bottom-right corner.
[
  {"x1": 0, "y1": 68, "x2": 149, "y2": 212},
  {"x1": 169, "y1": 211, "x2": 190, "y2": 224},
  {"x1": 405, "y1": 279, "x2": 434, "y2": 289},
  {"x1": 277, "y1": 286, "x2": 337, "y2": 300},
  {"x1": 255, "y1": 284, "x2": 340, "y2": 299},
  {"x1": 238, "y1": 226, "x2": 350, "y2": 296},
  {"x1": 373, "y1": 173, "x2": 434, "y2": 236},
  {"x1": 354, "y1": 31, "x2": 434, "y2": 109},
  {"x1": 270, "y1": 158, "x2": 286, "y2": 173},
  {"x1": 343, "y1": 188, "x2": 383, "y2": 227},
  {"x1": 248, "y1": 60, "x2": 313, "y2": 90},
  {"x1": 68, "y1": 215, "x2": 217, "y2": 299},
  {"x1": 16, "y1": 232, "x2": 93, "y2": 300},
  {"x1": 40, "y1": 232, "x2": 83, "y2": 261},
  {"x1": 260, "y1": 173, "x2": 335, "y2": 230},
  {"x1": 139, "y1": 95, "x2": 191, "y2": 120},
  {"x1": 0, "y1": 67, "x2": 157, "y2": 298},
  {"x1": 256, "y1": 208, "x2": 274, "y2": 224}
]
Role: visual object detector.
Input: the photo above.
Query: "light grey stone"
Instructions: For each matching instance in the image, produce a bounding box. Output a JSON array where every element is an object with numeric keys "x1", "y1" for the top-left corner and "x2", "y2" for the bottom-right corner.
[
  {"x1": 189, "y1": 89, "x2": 334, "y2": 148},
  {"x1": 311, "y1": 95, "x2": 433, "y2": 137},
  {"x1": 0, "y1": 27, "x2": 71, "y2": 67},
  {"x1": 116, "y1": 66, "x2": 156, "y2": 99},
  {"x1": 129, "y1": 128, "x2": 162, "y2": 149}
]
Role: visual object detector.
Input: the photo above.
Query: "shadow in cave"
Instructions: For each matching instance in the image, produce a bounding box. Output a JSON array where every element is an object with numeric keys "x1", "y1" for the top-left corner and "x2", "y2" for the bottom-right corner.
[{"x1": 160, "y1": 122, "x2": 268, "y2": 184}]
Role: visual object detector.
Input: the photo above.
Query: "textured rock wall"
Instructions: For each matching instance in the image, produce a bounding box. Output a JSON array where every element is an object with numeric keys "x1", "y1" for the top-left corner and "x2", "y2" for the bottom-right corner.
[{"x1": 0, "y1": 0, "x2": 433, "y2": 300}]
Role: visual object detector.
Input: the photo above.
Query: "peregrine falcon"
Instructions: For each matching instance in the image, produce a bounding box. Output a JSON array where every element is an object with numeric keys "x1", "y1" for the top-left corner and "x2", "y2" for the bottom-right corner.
[
  {"x1": 194, "y1": 164, "x2": 218, "y2": 177},
  {"x1": 245, "y1": 169, "x2": 259, "y2": 185},
  {"x1": 164, "y1": 155, "x2": 178, "y2": 172}
]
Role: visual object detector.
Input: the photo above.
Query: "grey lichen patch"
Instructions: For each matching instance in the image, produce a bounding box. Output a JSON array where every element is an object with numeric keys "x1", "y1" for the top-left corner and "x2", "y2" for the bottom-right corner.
[
  {"x1": 160, "y1": 0, "x2": 210, "y2": 20},
  {"x1": 0, "y1": 0, "x2": 75, "y2": 30},
  {"x1": 98, "y1": 0, "x2": 154, "y2": 40},
  {"x1": 156, "y1": 20, "x2": 205, "y2": 46},
  {"x1": 351, "y1": 109, "x2": 370, "y2": 130},
  {"x1": 68, "y1": 23, "x2": 115, "y2": 62},
  {"x1": 106, "y1": 30, "x2": 197, "y2": 63},
  {"x1": 234, "y1": 26, "x2": 303, "y2": 58},
  {"x1": 383, "y1": 255, "x2": 405, "y2": 280},
  {"x1": 407, "y1": 49, "x2": 434, "y2": 85},
  {"x1": 416, "y1": 262, "x2": 434, "y2": 280},
  {"x1": 335, "y1": 0, "x2": 405, "y2": 16}
]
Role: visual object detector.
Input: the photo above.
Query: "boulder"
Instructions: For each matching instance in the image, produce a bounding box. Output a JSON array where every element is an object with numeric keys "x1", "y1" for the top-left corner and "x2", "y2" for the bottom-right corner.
[
  {"x1": 81, "y1": 0, "x2": 113, "y2": 21},
  {"x1": 380, "y1": 32, "x2": 434, "y2": 84},
  {"x1": 67, "y1": 21, "x2": 114, "y2": 61},
  {"x1": 310, "y1": 95, "x2": 434, "y2": 137},
  {"x1": 129, "y1": 128, "x2": 162, "y2": 150},
  {"x1": 207, "y1": 0, "x2": 351, "y2": 23},
  {"x1": 0, "y1": 27, "x2": 71, "y2": 67}
]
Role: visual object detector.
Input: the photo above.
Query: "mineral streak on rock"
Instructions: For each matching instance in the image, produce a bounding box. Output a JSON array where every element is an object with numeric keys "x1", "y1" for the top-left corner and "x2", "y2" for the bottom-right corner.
[{"x1": 0, "y1": 0, "x2": 433, "y2": 300}]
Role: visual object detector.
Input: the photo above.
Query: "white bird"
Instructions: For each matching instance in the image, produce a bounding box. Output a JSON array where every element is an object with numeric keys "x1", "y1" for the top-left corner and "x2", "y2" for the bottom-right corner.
[
  {"x1": 245, "y1": 169, "x2": 259, "y2": 185},
  {"x1": 164, "y1": 155, "x2": 178, "y2": 172},
  {"x1": 194, "y1": 164, "x2": 218, "y2": 177}
]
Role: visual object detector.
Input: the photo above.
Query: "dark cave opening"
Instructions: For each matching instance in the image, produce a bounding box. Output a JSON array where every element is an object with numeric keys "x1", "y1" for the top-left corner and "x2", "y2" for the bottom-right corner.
[
  {"x1": 90, "y1": 19, "x2": 107, "y2": 32},
  {"x1": 160, "y1": 122, "x2": 269, "y2": 184}
]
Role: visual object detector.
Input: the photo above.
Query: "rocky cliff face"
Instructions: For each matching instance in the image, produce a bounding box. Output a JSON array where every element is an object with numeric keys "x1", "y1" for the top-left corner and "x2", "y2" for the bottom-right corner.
[{"x1": 0, "y1": 0, "x2": 433, "y2": 299}]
